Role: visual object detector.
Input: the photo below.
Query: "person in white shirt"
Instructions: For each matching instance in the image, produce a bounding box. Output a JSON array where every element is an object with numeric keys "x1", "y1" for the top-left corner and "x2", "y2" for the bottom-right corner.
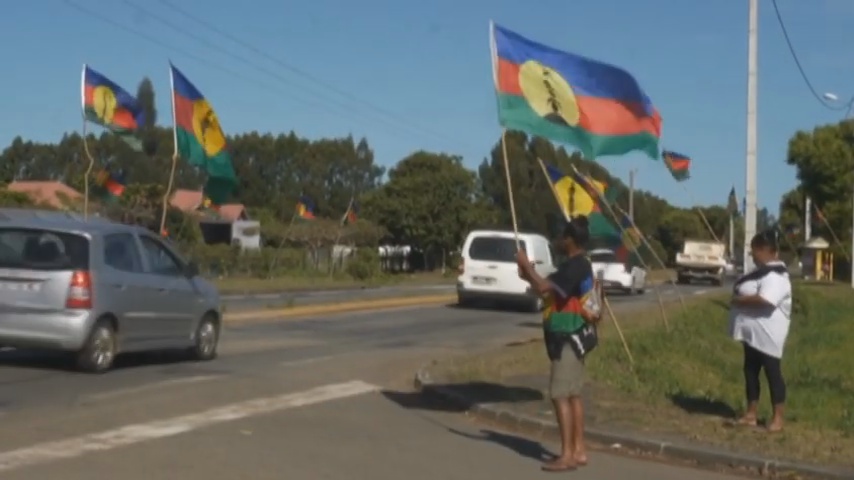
[{"x1": 729, "y1": 231, "x2": 792, "y2": 432}]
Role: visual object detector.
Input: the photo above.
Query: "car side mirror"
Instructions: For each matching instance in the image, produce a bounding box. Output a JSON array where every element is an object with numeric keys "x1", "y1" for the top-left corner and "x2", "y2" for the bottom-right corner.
[{"x1": 184, "y1": 261, "x2": 199, "y2": 278}]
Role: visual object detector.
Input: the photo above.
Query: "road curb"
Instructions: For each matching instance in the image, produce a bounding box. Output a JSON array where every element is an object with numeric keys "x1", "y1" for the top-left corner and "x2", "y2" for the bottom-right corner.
[
  {"x1": 413, "y1": 367, "x2": 852, "y2": 479},
  {"x1": 225, "y1": 294, "x2": 456, "y2": 323}
]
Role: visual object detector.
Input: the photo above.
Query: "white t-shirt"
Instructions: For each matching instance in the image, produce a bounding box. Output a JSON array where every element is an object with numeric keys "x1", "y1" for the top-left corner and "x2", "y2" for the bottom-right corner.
[{"x1": 728, "y1": 261, "x2": 792, "y2": 358}]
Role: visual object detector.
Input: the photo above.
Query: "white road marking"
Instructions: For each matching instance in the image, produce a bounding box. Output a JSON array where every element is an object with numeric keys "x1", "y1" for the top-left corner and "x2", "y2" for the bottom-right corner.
[
  {"x1": 80, "y1": 375, "x2": 223, "y2": 404},
  {"x1": 693, "y1": 289, "x2": 709, "y2": 295},
  {"x1": 279, "y1": 355, "x2": 341, "y2": 367},
  {"x1": 0, "y1": 380, "x2": 377, "y2": 473}
]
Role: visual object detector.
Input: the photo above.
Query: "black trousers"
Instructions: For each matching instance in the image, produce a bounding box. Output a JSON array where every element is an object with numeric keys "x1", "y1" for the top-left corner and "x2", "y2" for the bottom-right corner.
[{"x1": 743, "y1": 342, "x2": 786, "y2": 405}]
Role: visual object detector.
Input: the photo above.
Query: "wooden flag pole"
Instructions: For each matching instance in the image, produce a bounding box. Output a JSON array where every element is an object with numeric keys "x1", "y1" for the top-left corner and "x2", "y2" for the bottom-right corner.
[
  {"x1": 500, "y1": 130, "x2": 521, "y2": 249},
  {"x1": 81, "y1": 123, "x2": 95, "y2": 220},
  {"x1": 603, "y1": 295, "x2": 634, "y2": 366},
  {"x1": 536, "y1": 158, "x2": 569, "y2": 222},
  {"x1": 538, "y1": 161, "x2": 635, "y2": 365},
  {"x1": 680, "y1": 184, "x2": 722, "y2": 243},
  {"x1": 159, "y1": 153, "x2": 179, "y2": 236},
  {"x1": 612, "y1": 204, "x2": 687, "y2": 313},
  {"x1": 814, "y1": 205, "x2": 850, "y2": 262},
  {"x1": 569, "y1": 164, "x2": 673, "y2": 330}
]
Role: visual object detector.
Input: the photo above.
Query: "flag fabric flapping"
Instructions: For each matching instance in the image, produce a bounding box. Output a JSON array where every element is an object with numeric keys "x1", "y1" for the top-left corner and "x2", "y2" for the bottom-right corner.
[
  {"x1": 342, "y1": 199, "x2": 359, "y2": 225},
  {"x1": 542, "y1": 162, "x2": 618, "y2": 240},
  {"x1": 491, "y1": 22, "x2": 662, "y2": 160},
  {"x1": 93, "y1": 168, "x2": 126, "y2": 202},
  {"x1": 661, "y1": 150, "x2": 690, "y2": 181},
  {"x1": 170, "y1": 63, "x2": 238, "y2": 204},
  {"x1": 296, "y1": 195, "x2": 316, "y2": 220},
  {"x1": 544, "y1": 163, "x2": 607, "y2": 218},
  {"x1": 81, "y1": 65, "x2": 144, "y2": 150}
]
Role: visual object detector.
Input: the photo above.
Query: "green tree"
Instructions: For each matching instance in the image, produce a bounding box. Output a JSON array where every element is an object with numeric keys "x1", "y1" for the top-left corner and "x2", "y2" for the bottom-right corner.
[
  {"x1": 786, "y1": 120, "x2": 854, "y2": 244},
  {"x1": 136, "y1": 77, "x2": 159, "y2": 156},
  {"x1": 363, "y1": 151, "x2": 481, "y2": 269}
]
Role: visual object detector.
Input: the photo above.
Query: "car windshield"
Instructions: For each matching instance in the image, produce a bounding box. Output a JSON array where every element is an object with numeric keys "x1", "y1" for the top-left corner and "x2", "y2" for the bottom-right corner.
[
  {"x1": 468, "y1": 237, "x2": 526, "y2": 263},
  {"x1": 589, "y1": 251, "x2": 618, "y2": 264},
  {"x1": 0, "y1": 228, "x2": 89, "y2": 271}
]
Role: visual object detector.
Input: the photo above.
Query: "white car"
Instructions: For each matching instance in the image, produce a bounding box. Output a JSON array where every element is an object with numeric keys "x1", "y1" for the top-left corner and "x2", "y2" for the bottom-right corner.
[
  {"x1": 589, "y1": 248, "x2": 646, "y2": 295},
  {"x1": 456, "y1": 230, "x2": 556, "y2": 312}
]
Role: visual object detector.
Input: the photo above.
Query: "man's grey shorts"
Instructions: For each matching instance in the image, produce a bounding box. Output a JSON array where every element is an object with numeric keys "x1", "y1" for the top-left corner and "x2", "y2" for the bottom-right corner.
[{"x1": 549, "y1": 344, "x2": 585, "y2": 399}]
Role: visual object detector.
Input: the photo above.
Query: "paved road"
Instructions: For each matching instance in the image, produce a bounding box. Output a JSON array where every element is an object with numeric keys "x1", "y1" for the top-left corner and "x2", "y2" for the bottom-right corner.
[
  {"x1": 0, "y1": 282, "x2": 740, "y2": 479},
  {"x1": 221, "y1": 283, "x2": 456, "y2": 311},
  {"x1": 221, "y1": 277, "x2": 730, "y2": 312}
]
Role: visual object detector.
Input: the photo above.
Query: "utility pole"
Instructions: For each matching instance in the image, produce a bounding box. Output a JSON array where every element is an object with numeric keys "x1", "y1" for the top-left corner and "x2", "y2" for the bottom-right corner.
[
  {"x1": 628, "y1": 168, "x2": 636, "y2": 220},
  {"x1": 804, "y1": 196, "x2": 812, "y2": 241},
  {"x1": 743, "y1": 0, "x2": 759, "y2": 272}
]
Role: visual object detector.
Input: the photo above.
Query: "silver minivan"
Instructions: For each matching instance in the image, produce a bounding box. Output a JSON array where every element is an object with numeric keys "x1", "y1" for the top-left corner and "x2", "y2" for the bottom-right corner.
[{"x1": 0, "y1": 208, "x2": 222, "y2": 373}]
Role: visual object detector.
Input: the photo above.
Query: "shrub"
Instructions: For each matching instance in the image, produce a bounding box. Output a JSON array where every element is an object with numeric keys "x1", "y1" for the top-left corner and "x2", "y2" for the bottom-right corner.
[{"x1": 345, "y1": 247, "x2": 381, "y2": 281}]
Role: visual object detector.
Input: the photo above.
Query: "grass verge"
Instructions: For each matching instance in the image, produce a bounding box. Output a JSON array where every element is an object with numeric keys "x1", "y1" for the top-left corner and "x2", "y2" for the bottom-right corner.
[
  {"x1": 213, "y1": 271, "x2": 455, "y2": 294},
  {"x1": 437, "y1": 282, "x2": 854, "y2": 468}
]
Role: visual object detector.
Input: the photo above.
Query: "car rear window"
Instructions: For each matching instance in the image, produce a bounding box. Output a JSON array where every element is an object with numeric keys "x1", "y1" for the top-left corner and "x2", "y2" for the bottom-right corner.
[
  {"x1": 468, "y1": 237, "x2": 526, "y2": 263},
  {"x1": 0, "y1": 228, "x2": 89, "y2": 271}
]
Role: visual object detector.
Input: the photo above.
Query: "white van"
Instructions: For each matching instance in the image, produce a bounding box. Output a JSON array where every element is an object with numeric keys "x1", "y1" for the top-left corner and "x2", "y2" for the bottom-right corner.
[{"x1": 456, "y1": 230, "x2": 556, "y2": 312}]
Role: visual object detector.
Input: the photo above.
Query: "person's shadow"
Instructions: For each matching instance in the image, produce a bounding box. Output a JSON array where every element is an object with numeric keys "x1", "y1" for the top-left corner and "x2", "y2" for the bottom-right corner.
[{"x1": 447, "y1": 427, "x2": 555, "y2": 462}]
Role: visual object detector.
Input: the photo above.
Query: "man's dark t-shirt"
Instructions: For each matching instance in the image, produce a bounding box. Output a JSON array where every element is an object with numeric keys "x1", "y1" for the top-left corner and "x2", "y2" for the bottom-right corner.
[{"x1": 543, "y1": 253, "x2": 596, "y2": 334}]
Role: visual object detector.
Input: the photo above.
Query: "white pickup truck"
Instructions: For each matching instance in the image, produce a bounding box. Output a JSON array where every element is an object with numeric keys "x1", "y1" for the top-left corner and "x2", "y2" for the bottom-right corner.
[{"x1": 675, "y1": 239, "x2": 727, "y2": 285}]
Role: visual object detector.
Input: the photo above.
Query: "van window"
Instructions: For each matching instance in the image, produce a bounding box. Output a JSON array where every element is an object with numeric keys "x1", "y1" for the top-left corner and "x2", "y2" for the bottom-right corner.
[
  {"x1": 468, "y1": 237, "x2": 526, "y2": 263},
  {"x1": 0, "y1": 228, "x2": 89, "y2": 271}
]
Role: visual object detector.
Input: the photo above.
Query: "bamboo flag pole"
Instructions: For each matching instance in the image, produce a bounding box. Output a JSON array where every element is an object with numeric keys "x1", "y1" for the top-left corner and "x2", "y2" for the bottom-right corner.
[
  {"x1": 329, "y1": 196, "x2": 354, "y2": 276},
  {"x1": 80, "y1": 64, "x2": 95, "y2": 220},
  {"x1": 160, "y1": 65, "x2": 181, "y2": 237},
  {"x1": 500, "y1": 130, "x2": 521, "y2": 249},
  {"x1": 612, "y1": 202, "x2": 687, "y2": 313},
  {"x1": 603, "y1": 292, "x2": 634, "y2": 366},
  {"x1": 569, "y1": 164, "x2": 674, "y2": 329},
  {"x1": 814, "y1": 205, "x2": 850, "y2": 262},
  {"x1": 536, "y1": 158, "x2": 636, "y2": 364},
  {"x1": 536, "y1": 158, "x2": 569, "y2": 221},
  {"x1": 159, "y1": 154, "x2": 179, "y2": 236},
  {"x1": 489, "y1": 24, "x2": 520, "y2": 248},
  {"x1": 680, "y1": 184, "x2": 721, "y2": 243},
  {"x1": 81, "y1": 125, "x2": 95, "y2": 220}
]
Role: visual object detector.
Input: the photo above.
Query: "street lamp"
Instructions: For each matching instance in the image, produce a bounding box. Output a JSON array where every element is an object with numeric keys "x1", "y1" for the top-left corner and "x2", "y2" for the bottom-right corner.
[{"x1": 822, "y1": 91, "x2": 854, "y2": 288}]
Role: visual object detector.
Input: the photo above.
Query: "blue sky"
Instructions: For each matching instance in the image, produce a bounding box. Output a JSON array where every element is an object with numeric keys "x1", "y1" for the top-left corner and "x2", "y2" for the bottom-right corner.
[{"x1": 2, "y1": 0, "x2": 853, "y2": 215}]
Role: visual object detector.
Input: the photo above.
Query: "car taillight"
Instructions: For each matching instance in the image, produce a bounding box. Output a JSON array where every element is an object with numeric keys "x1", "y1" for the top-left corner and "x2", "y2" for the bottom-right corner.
[
  {"x1": 66, "y1": 270, "x2": 93, "y2": 309},
  {"x1": 458, "y1": 258, "x2": 465, "y2": 275}
]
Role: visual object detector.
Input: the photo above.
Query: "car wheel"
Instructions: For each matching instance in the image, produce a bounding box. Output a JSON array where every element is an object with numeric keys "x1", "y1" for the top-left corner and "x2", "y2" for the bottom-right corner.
[
  {"x1": 76, "y1": 319, "x2": 117, "y2": 374},
  {"x1": 190, "y1": 314, "x2": 219, "y2": 361}
]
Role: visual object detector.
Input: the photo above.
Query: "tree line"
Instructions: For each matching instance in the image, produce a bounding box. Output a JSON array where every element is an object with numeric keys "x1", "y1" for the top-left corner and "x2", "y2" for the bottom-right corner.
[
  {"x1": 778, "y1": 118, "x2": 854, "y2": 276},
  {"x1": 0, "y1": 77, "x2": 774, "y2": 277}
]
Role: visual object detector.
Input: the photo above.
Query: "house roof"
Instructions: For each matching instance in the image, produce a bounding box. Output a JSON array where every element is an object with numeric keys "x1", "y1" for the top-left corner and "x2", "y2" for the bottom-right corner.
[
  {"x1": 7, "y1": 181, "x2": 83, "y2": 210},
  {"x1": 169, "y1": 189, "x2": 247, "y2": 222}
]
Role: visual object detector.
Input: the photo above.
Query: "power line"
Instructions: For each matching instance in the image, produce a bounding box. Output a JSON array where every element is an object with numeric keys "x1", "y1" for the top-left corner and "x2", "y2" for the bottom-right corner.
[
  {"x1": 155, "y1": 0, "x2": 458, "y2": 145},
  {"x1": 64, "y1": 1, "x2": 320, "y2": 111},
  {"x1": 66, "y1": 0, "x2": 467, "y2": 149},
  {"x1": 122, "y1": 0, "x2": 451, "y2": 145},
  {"x1": 770, "y1": 0, "x2": 851, "y2": 111}
]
